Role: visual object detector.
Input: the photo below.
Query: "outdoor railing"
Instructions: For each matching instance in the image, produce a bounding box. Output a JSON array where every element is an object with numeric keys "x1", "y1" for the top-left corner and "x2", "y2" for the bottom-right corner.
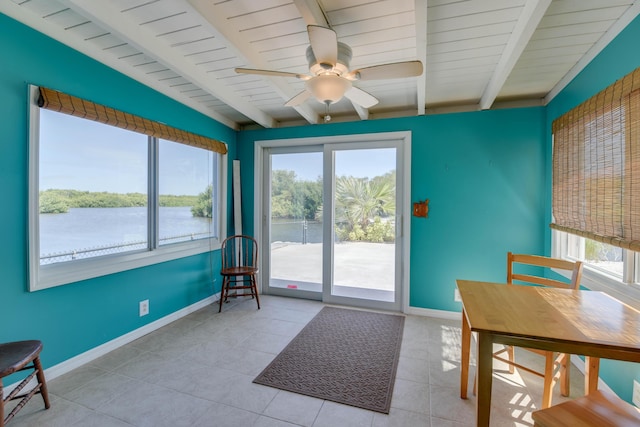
[
  {"x1": 40, "y1": 232, "x2": 212, "y2": 265},
  {"x1": 271, "y1": 219, "x2": 322, "y2": 244}
]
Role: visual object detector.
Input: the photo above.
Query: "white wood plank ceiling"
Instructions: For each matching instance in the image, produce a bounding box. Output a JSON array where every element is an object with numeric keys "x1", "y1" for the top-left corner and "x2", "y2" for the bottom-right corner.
[{"x1": 3, "y1": 0, "x2": 639, "y2": 130}]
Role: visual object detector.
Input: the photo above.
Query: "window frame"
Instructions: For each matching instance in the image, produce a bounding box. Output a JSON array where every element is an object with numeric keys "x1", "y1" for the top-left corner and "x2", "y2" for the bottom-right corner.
[
  {"x1": 552, "y1": 230, "x2": 640, "y2": 309},
  {"x1": 28, "y1": 85, "x2": 227, "y2": 291}
]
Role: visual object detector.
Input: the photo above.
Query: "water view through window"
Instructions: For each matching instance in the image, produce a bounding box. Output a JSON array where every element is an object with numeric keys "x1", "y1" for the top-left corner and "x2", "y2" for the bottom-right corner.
[{"x1": 38, "y1": 110, "x2": 215, "y2": 265}]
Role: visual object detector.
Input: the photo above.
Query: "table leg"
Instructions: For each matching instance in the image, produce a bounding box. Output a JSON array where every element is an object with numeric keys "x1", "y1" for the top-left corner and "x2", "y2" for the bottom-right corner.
[
  {"x1": 585, "y1": 356, "x2": 600, "y2": 394},
  {"x1": 476, "y1": 332, "x2": 493, "y2": 427},
  {"x1": 461, "y1": 309, "x2": 471, "y2": 399}
]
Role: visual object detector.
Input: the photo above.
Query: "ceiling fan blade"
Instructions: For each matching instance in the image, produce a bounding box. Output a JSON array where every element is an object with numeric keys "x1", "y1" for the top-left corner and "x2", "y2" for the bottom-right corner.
[
  {"x1": 346, "y1": 60, "x2": 423, "y2": 81},
  {"x1": 285, "y1": 90, "x2": 312, "y2": 107},
  {"x1": 235, "y1": 68, "x2": 307, "y2": 79},
  {"x1": 344, "y1": 87, "x2": 378, "y2": 109},
  {"x1": 307, "y1": 25, "x2": 338, "y2": 68}
]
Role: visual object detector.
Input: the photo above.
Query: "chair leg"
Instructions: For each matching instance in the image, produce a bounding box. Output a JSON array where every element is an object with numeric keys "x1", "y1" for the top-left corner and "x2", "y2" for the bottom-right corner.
[
  {"x1": 251, "y1": 274, "x2": 260, "y2": 310},
  {"x1": 473, "y1": 371, "x2": 476, "y2": 396},
  {"x1": 559, "y1": 353, "x2": 570, "y2": 397},
  {"x1": 219, "y1": 276, "x2": 228, "y2": 313},
  {"x1": 33, "y1": 356, "x2": 50, "y2": 409},
  {"x1": 541, "y1": 352, "x2": 555, "y2": 408},
  {"x1": 246, "y1": 275, "x2": 254, "y2": 299},
  {"x1": 507, "y1": 345, "x2": 515, "y2": 374}
]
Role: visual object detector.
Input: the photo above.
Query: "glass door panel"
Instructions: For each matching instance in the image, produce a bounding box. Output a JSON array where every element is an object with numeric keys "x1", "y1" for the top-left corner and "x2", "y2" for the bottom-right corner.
[
  {"x1": 266, "y1": 150, "x2": 323, "y2": 297},
  {"x1": 329, "y1": 148, "x2": 397, "y2": 304}
]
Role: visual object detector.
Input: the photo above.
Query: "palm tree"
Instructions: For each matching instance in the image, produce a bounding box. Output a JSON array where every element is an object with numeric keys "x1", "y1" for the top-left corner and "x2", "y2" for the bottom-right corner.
[{"x1": 334, "y1": 175, "x2": 395, "y2": 237}]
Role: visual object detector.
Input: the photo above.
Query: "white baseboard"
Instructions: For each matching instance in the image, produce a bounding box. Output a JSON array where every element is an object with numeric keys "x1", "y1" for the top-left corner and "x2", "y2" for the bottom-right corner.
[{"x1": 5, "y1": 293, "x2": 220, "y2": 397}]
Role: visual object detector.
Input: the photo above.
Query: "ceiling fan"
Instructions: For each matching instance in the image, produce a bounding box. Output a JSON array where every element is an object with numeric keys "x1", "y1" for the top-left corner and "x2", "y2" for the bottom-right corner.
[{"x1": 235, "y1": 25, "x2": 423, "y2": 119}]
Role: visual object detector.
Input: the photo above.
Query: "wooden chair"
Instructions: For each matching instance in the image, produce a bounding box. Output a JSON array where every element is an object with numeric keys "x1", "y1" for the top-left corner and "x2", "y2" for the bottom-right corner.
[
  {"x1": 219, "y1": 235, "x2": 260, "y2": 312},
  {"x1": 0, "y1": 340, "x2": 50, "y2": 426},
  {"x1": 488, "y1": 252, "x2": 584, "y2": 408},
  {"x1": 532, "y1": 389, "x2": 640, "y2": 426}
]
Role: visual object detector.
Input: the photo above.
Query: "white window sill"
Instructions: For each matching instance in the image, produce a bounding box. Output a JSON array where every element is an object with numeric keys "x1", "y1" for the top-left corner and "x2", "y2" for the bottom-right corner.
[
  {"x1": 31, "y1": 239, "x2": 220, "y2": 291},
  {"x1": 577, "y1": 266, "x2": 640, "y2": 311}
]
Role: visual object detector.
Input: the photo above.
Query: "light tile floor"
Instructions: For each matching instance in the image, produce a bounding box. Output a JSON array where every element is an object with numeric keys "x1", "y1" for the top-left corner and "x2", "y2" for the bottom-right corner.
[{"x1": 7, "y1": 295, "x2": 586, "y2": 426}]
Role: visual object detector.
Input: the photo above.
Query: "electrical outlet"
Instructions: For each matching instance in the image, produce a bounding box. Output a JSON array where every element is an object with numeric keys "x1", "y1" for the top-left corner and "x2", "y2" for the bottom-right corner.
[
  {"x1": 454, "y1": 288, "x2": 461, "y2": 302},
  {"x1": 633, "y1": 380, "x2": 640, "y2": 407},
  {"x1": 139, "y1": 299, "x2": 149, "y2": 317}
]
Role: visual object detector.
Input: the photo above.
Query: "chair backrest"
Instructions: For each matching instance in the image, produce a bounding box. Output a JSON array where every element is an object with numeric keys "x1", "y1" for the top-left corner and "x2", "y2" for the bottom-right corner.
[
  {"x1": 221, "y1": 235, "x2": 258, "y2": 269},
  {"x1": 507, "y1": 252, "x2": 583, "y2": 289}
]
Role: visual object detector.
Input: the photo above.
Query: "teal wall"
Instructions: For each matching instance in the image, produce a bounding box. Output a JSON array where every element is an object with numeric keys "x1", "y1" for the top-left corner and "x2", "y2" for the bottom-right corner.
[
  {"x1": 545, "y1": 13, "x2": 640, "y2": 406},
  {"x1": 0, "y1": 13, "x2": 235, "y2": 369},
  {"x1": 238, "y1": 107, "x2": 547, "y2": 312}
]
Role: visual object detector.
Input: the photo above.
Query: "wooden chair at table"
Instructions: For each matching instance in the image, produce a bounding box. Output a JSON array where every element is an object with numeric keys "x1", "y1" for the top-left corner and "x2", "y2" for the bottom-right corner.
[
  {"x1": 476, "y1": 252, "x2": 584, "y2": 409},
  {"x1": 0, "y1": 340, "x2": 50, "y2": 426},
  {"x1": 218, "y1": 235, "x2": 260, "y2": 313}
]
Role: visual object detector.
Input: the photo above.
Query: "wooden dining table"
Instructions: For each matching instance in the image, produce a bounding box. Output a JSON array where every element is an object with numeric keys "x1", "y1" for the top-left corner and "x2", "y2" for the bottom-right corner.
[{"x1": 457, "y1": 279, "x2": 640, "y2": 427}]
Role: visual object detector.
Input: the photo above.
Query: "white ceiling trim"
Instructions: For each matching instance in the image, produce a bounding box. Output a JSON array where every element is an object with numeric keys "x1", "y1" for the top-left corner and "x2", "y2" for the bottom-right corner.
[
  {"x1": 62, "y1": 0, "x2": 277, "y2": 129},
  {"x1": 545, "y1": 0, "x2": 640, "y2": 105},
  {"x1": 0, "y1": 0, "x2": 239, "y2": 130},
  {"x1": 190, "y1": 0, "x2": 319, "y2": 125},
  {"x1": 415, "y1": 0, "x2": 427, "y2": 115},
  {"x1": 479, "y1": 0, "x2": 552, "y2": 110}
]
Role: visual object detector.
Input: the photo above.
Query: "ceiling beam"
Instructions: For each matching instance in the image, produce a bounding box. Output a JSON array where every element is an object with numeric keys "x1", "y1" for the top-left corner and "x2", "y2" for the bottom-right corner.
[
  {"x1": 479, "y1": 0, "x2": 551, "y2": 110},
  {"x1": 0, "y1": 0, "x2": 239, "y2": 129},
  {"x1": 62, "y1": 0, "x2": 277, "y2": 129},
  {"x1": 415, "y1": 0, "x2": 427, "y2": 115},
  {"x1": 293, "y1": 0, "x2": 370, "y2": 120},
  {"x1": 189, "y1": 0, "x2": 319, "y2": 125}
]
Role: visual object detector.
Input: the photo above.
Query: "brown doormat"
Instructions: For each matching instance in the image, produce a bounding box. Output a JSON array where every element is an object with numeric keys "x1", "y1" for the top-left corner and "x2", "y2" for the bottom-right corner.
[{"x1": 253, "y1": 306, "x2": 405, "y2": 413}]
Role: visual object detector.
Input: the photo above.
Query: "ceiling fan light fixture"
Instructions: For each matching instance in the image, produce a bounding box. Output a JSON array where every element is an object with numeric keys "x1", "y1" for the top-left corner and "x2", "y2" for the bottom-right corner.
[
  {"x1": 235, "y1": 25, "x2": 421, "y2": 111},
  {"x1": 306, "y1": 75, "x2": 352, "y2": 105}
]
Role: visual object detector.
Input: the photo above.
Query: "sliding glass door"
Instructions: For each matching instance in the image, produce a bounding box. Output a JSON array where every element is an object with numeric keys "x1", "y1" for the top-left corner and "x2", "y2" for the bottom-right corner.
[
  {"x1": 324, "y1": 146, "x2": 398, "y2": 307},
  {"x1": 263, "y1": 147, "x2": 324, "y2": 300},
  {"x1": 260, "y1": 135, "x2": 406, "y2": 311}
]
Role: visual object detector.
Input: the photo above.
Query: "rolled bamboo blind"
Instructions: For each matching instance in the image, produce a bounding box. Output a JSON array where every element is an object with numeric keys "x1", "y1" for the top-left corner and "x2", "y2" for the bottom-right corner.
[
  {"x1": 551, "y1": 67, "x2": 640, "y2": 251},
  {"x1": 37, "y1": 87, "x2": 228, "y2": 155}
]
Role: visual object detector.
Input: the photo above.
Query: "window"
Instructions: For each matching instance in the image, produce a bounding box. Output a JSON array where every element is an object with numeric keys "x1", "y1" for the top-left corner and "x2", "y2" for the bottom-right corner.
[
  {"x1": 158, "y1": 139, "x2": 219, "y2": 246},
  {"x1": 567, "y1": 234, "x2": 624, "y2": 278},
  {"x1": 29, "y1": 86, "x2": 226, "y2": 291},
  {"x1": 38, "y1": 110, "x2": 150, "y2": 264},
  {"x1": 553, "y1": 230, "x2": 640, "y2": 307},
  {"x1": 551, "y1": 66, "x2": 640, "y2": 307}
]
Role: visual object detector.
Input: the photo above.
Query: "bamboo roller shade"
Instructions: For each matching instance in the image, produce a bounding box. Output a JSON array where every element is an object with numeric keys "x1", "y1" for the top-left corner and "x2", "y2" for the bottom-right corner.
[
  {"x1": 38, "y1": 87, "x2": 227, "y2": 155},
  {"x1": 551, "y1": 67, "x2": 640, "y2": 251}
]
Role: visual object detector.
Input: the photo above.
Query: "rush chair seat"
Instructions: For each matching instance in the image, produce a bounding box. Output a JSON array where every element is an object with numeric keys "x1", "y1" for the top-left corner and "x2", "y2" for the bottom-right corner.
[
  {"x1": 219, "y1": 234, "x2": 260, "y2": 312},
  {"x1": 532, "y1": 389, "x2": 640, "y2": 427},
  {"x1": 476, "y1": 252, "x2": 584, "y2": 409},
  {"x1": 0, "y1": 340, "x2": 50, "y2": 426}
]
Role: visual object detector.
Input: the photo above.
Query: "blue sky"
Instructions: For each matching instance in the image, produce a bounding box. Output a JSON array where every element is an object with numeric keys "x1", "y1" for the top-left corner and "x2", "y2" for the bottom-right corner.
[
  {"x1": 271, "y1": 148, "x2": 395, "y2": 181},
  {"x1": 40, "y1": 109, "x2": 393, "y2": 194},
  {"x1": 39, "y1": 110, "x2": 212, "y2": 195}
]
